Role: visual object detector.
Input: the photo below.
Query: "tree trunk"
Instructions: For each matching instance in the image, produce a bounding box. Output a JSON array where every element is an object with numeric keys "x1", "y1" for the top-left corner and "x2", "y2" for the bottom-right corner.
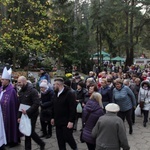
[
  {"x1": 0, "y1": 4, "x2": 7, "y2": 18},
  {"x1": 125, "y1": 0, "x2": 129, "y2": 67},
  {"x1": 99, "y1": 32, "x2": 102, "y2": 68},
  {"x1": 12, "y1": 51, "x2": 16, "y2": 71},
  {"x1": 129, "y1": 0, "x2": 134, "y2": 65},
  {"x1": 96, "y1": 26, "x2": 100, "y2": 65}
]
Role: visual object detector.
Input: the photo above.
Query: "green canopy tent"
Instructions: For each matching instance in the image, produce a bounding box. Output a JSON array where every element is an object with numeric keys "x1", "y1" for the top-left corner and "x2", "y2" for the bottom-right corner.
[
  {"x1": 91, "y1": 51, "x2": 110, "y2": 66},
  {"x1": 103, "y1": 56, "x2": 110, "y2": 61},
  {"x1": 91, "y1": 56, "x2": 110, "y2": 61},
  {"x1": 111, "y1": 56, "x2": 125, "y2": 61},
  {"x1": 92, "y1": 51, "x2": 110, "y2": 57}
]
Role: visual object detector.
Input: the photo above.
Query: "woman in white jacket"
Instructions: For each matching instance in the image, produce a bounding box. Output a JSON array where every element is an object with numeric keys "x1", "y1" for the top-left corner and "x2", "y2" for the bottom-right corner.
[{"x1": 138, "y1": 80, "x2": 150, "y2": 127}]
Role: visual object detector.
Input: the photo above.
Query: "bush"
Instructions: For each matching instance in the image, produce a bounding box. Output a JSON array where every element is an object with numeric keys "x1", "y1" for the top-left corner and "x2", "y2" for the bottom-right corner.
[{"x1": 41, "y1": 58, "x2": 53, "y2": 71}]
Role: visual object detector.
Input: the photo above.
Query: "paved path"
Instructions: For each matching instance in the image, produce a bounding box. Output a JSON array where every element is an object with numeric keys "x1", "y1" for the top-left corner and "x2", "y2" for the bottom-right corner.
[{"x1": 4, "y1": 116, "x2": 150, "y2": 150}]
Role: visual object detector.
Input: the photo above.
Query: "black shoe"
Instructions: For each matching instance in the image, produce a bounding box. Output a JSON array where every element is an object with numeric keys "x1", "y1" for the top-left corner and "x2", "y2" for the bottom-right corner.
[
  {"x1": 40, "y1": 142, "x2": 45, "y2": 150},
  {"x1": 46, "y1": 134, "x2": 52, "y2": 139},
  {"x1": 0, "y1": 145, "x2": 6, "y2": 150},
  {"x1": 40, "y1": 134, "x2": 46, "y2": 138},
  {"x1": 73, "y1": 128, "x2": 77, "y2": 131},
  {"x1": 143, "y1": 122, "x2": 146, "y2": 127},
  {"x1": 8, "y1": 142, "x2": 19, "y2": 148},
  {"x1": 129, "y1": 129, "x2": 133, "y2": 134}
]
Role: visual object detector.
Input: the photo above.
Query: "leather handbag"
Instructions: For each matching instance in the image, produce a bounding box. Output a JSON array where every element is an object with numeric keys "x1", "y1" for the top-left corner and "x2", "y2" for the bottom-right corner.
[
  {"x1": 139, "y1": 92, "x2": 148, "y2": 109},
  {"x1": 139, "y1": 101, "x2": 145, "y2": 109}
]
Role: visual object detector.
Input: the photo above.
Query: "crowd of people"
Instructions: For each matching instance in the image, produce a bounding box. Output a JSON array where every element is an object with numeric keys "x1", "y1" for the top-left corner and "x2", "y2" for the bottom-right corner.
[{"x1": 0, "y1": 64, "x2": 150, "y2": 150}]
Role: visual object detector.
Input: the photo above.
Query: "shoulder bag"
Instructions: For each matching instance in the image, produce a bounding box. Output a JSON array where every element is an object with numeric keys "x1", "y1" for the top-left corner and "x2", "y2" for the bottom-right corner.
[{"x1": 139, "y1": 91, "x2": 148, "y2": 109}]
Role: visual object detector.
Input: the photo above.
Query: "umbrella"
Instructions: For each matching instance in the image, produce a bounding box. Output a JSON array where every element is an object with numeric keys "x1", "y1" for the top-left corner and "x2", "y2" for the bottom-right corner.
[
  {"x1": 93, "y1": 51, "x2": 110, "y2": 57},
  {"x1": 111, "y1": 56, "x2": 125, "y2": 61}
]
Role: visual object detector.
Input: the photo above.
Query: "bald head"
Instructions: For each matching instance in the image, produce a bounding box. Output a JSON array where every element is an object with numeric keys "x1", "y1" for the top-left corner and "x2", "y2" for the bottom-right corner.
[
  {"x1": 17, "y1": 76, "x2": 27, "y2": 88},
  {"x1": 18, "y1": 76, "x2": 27, "y2": 82}
]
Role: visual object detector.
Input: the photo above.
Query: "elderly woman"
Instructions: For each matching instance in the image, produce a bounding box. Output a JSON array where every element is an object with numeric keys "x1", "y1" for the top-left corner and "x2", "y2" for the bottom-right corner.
[
  {"x1": 98, "y1": 79, "x2": 112, "y2": 111},
  {"x1": 39, "y1": 81, "x2": 54, "y2": 138},
  {"x1": 123, "y1": 79, "x2": 138, "y2": 124},
  {"x1": 92, "y1": 103, "x2": 130, "y2": 150},
  {"x1": 82, "y1": 92, "x2": 104, "y2": 150},
  {"x1": 138, "y1": 80, "x2": 150, "y2": 127},
  {"x1": 84, "y1": 83, "x2": 98, "y2": 105},
  {"x1": 85, "y1": 77, "x2": 96, "y2": 89},
  {"x1": 113, "y1": 78, "x2": 136, "y2": 134}
]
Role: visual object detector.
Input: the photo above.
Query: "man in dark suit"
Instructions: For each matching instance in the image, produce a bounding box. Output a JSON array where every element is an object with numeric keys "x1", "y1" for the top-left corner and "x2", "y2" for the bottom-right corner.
[
  {"x1": 17, "y1": 76, "x2": 45, "y2": 150},
  {"x1": 51, "y1": 78, "x2": 78, "y2": 150}
]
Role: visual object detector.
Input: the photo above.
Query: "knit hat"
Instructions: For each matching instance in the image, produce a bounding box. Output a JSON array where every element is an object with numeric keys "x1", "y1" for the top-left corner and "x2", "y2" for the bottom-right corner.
[
  {"x1": 40, "y1": 82, "x2": 48, "y2": 88},
  {"x1": 105, "y1": 103, "x2": 120, "y2": 113}
]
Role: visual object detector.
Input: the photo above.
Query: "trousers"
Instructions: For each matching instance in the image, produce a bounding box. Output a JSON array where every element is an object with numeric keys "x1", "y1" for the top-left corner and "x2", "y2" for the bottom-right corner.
[
  {"x1": 86, "y1": 142, "x2": 96, "y2": 150},
  {"x1": 117, "y1": 109, "x2": 132, "y2": 131},
  {"x1": 56, "y1": 126, "x2": 77, "y2": 150},
  {"x1": 25, "y1": 114, "x2": 44, "y2": 150},
  {"x1": 40, "y1": 120, "x2": 52, "y2": 135},
  {"x1": 143, "y1": 110, "x2": 149, "y2": 123}
]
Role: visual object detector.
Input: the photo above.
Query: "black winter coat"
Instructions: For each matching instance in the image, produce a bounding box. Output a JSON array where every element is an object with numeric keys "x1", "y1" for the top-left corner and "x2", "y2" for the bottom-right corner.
[
  {"x1": 52, "y1": 86, "x2": 76, "y2": 126},
  {"x1": 18, "y1": 83, "x2": 40, "y2": 119},
  {"x1": 76, "y1": 88, "x2": 88, "y2": 104},
  {"x1": 40, "y1": 88, "x2": 54, "y2": 121}
]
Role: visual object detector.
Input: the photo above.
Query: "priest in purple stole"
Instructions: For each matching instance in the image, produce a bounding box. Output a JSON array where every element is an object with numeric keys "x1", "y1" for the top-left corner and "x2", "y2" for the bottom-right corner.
[{"x1": 0, "y1": 67, "x2": 20, "y2": 147}]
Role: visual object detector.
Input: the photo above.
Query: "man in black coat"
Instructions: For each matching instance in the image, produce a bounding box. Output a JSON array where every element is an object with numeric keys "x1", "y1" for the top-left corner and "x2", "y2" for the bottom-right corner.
[
  {"x1": 51, "y1": 78, "x2": 78, "y2": 150},
  {"x1": 17, "y1": 76, "x2": 45, "y2": 150}
]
